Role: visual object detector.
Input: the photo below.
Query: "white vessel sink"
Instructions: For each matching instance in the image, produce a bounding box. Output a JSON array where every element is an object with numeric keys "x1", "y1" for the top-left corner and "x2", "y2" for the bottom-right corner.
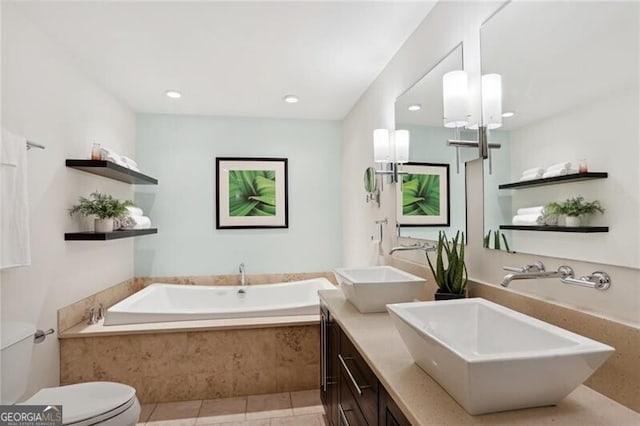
[
  {"x1": 387, "y1": 298, "x2": 614, "y2": 415},
  {"x1": 333, "y1": 266, "x2": 426, "y2": 313}
]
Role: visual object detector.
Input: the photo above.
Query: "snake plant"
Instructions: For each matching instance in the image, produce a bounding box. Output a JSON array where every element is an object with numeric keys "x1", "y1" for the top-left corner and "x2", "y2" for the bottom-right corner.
[{"x1": 425, "y1": 231, "x2": 468, "y2": 294}]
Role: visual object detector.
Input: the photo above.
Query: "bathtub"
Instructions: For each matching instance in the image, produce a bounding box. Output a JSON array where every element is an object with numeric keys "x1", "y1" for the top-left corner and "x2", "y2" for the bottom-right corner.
[{"x1": 103, "y1": 278, "x2": 335, "y2": 326}]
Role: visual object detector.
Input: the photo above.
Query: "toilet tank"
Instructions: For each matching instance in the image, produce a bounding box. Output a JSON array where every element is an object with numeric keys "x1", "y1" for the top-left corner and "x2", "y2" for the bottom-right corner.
[{"x1": 1, "y1": 322, "x2": 35, "y2": 405}]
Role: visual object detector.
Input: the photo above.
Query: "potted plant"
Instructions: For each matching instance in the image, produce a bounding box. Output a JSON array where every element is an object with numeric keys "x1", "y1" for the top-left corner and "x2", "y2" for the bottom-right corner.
[
  {"x1": 425, "y1": 231, "x2": 467, "y2": 300},
  {"x1": 69, "y1": 192, "x2": 134, "y2": 233},
  {"x1": 546, "y1": 196, "x2": 604, "y2": 227}
]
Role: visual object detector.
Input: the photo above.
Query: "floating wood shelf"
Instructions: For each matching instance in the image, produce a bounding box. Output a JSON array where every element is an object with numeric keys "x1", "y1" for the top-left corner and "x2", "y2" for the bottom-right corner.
[
  {"x1": 499, "y1": 225, "x2": 608, "y2": 233},
  {"x1": 498, "y1": 172, "x2": 607, "y2": 190},
  {"x1": 66, "y1": 159, "x2": 158, "y2": 185},
  {"x1": 64, "y1": 228, "x2": 158, "y2": 241}
]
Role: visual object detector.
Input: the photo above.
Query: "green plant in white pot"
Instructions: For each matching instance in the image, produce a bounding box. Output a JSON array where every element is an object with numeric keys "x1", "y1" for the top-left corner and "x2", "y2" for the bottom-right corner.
[
  {"x1": 425, "y1": 231, "x2": 468, "y2": 300},
  {"x1": 546, "y1": 196, "x2": 604, "y2": 227},
  {"x1": 69, "y1": 192, "x2": 134, "y2": 233}
]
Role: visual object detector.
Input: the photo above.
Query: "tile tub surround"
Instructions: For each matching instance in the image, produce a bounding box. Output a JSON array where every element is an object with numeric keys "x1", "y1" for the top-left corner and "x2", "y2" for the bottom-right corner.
[
  {"x1": 58, "y1": 272, "x2": 336, "y2": 333},
  {"x1": 60, "y1": 325, "x2": 320, "y2": 404},
  {"x1": 389, "y1": 257, "x2": 640, "y2": 413},
  {"x1": 319, "y1": 289, "x2": 640, "y2": 425}
]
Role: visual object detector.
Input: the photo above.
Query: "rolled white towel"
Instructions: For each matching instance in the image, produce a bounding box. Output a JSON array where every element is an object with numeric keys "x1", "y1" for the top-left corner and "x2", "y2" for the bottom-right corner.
[
  {"x1": 522, "y1": 167, "x2": 544, "y2": 177},
  {"x1": 546, "y1": 162, "x2": 572, "y2": 172},
  {"x1": 100, "y1": 147, "x2": 120, "y2": 162},
  {"x1": 542, "y1": 168, "x2": 578, "y2": 179},
  {"x1": 126, "y1": 206, "x2": 144, "y2": 217},
  {"x1": 516, "y1": 206, "x2": 544, "y2": 216},
  {"x1": 120, "y1": 215, "x2": 151, "y2": 230},
  {"x1": 512, "y1": 214, "x2": 542, "y2": 226},
  {"x1": 519, "y1": 173, "x2": 542, "y2": 182},
  {"x1": 120, "y1": 156, "x2": 138, "y2": 169}
]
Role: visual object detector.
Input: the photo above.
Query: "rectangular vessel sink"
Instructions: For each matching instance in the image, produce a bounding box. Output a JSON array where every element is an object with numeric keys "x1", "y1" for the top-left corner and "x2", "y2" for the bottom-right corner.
[
  {"x1": 333, "y1": 266, "x2": 426, "y2": 313},
  {"x1": 387, "y1": 298, "x2": 614, "y2": 415}
]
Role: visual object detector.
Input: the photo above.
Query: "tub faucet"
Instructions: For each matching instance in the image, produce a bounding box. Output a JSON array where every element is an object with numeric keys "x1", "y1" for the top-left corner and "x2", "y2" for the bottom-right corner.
[
  {"x1": 239, "y1": 263, "x2": 246, "y2": 286},
  {"x1": 501, "y1": 262, "x2": 573, "y2": 287}
]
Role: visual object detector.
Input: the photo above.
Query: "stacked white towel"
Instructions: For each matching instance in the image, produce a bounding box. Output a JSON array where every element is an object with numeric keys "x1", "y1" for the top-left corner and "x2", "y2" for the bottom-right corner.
[
  {"x1": 546, "y1": 162, "x2": 572, "y2": 172},
  {"x1": 119, "y1": 206, "x2": 152, "y2": 230},
  {"x1": 519, "y1": 167, "x2": 544, "y2": 181},
  {"x1": 516, "y1": 206, "x2": 544, "y2": 215},
  {"x1": 99, "y1": 147, "x2": 141, "y2": 172},
  {"x1": 512, "y1": 206, "x2": 544, "y2": 225},
  {"x1": 1, "y1": 129, "x2": 32, "y2": 269}
]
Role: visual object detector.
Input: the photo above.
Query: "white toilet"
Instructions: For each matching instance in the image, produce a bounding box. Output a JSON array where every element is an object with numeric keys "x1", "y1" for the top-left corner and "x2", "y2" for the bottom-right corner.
[{"x1": 1, "y1": 322, "x2": 140, "y2": 425}]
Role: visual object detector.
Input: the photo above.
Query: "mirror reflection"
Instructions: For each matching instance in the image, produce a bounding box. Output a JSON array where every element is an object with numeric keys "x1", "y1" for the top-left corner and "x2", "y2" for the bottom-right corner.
[
  {"x1": 394, "y1": 44, "x2": 475, "y2": 240},
  {"x1": 482, "y1": 2, "x2": 639, "y2": 268}
]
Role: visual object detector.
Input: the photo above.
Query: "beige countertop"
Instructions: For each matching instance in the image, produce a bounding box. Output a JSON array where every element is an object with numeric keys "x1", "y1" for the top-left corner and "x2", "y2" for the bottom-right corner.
[
  {"x1": 319, "y1": 289, "x2": 640, "y2": 425},
  {"x1": 59, "y1": 314, "x2": 319, "y2": 338}
]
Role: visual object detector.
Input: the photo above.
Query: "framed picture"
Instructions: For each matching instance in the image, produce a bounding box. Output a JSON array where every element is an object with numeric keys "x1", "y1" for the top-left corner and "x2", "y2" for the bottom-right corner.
[
  {"x1": 396, "y1": 162, "x2": 450, "y2": 226},
  {"x1": 216, "y1": 157, "x2": 288, "y2": 229}
]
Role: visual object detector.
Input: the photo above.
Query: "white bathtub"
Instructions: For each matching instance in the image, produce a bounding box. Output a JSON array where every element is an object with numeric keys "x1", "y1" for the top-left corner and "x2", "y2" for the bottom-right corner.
[{"x1": 104, "y1": 278, "x2": 335, "y2": 326}]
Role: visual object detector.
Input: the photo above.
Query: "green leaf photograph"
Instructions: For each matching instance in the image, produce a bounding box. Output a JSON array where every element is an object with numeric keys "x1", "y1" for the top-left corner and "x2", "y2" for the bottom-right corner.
[
  {"x1": 396, "y1": 162, "x2": 449, "y2": 227},
  {"x1": 216, "y1": 158, "x2": 289, "y2": 229},
  {"x1": 402, "y1": 173, "x2": 440, "y2": 216},
  {"x1": 228, "y1": 170, "x2": 276, "y2": 217}
]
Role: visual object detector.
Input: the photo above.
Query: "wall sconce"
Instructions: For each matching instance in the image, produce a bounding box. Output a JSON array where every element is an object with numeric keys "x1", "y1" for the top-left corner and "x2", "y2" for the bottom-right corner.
[
  {"x1": 443, "y1": 71, "x2": 503, "y2": 174},
  {"x1": 442, "y1": 70, "x2": 470, "y2": 129},
  {"x1": 373, "y1": 129, "x2": 410, "y2": 185},
  {"x1": 482, "y1": 73, "x2": 502, "y2": 130}
]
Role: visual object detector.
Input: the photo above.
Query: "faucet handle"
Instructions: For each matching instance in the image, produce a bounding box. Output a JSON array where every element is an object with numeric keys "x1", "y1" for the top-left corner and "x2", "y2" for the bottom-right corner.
[{"x1": 87, "y1": 306, "x2": 97, "y2": 325}]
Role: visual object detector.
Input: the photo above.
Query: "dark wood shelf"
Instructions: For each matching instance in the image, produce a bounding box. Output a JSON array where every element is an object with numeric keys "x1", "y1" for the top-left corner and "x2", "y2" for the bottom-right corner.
[
  {"x1": 500, "y1": 225, "x2": 608, "y2": 233},
  {"x1": 499, "y1": 172, "x2": 607, "y2": 190},
  {"x1": 65, "y1": 228, "x2": 158, "y2": 241},
  {"x1": 66, "y1": 159, "x2": 158, "y2": 185}
]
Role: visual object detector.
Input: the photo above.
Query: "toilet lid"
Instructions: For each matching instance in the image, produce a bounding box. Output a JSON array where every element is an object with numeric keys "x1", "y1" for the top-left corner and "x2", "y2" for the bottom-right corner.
[{"x1": 20, "y1": 381, "x2": 136, "y2": 424}]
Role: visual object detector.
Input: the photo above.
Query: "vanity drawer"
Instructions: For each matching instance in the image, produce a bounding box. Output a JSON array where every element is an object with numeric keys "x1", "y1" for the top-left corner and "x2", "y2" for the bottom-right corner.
[
  {"x1": 339, "y1": 374, "x2": 369, "y2": 426},
  {"x1": 339, "y1": 330, "x2": 378, "y2": 426}
]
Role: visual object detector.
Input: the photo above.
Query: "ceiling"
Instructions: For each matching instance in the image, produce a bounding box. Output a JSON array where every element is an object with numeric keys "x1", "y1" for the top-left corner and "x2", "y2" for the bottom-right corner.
[{"x1": 13, "y1": 1, "x2": 436, "y2": 120}]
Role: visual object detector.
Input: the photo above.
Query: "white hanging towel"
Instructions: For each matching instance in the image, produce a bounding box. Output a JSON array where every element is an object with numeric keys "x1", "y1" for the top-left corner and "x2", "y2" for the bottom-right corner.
[{"x1": 1, "y1": 129, "x2": 31, "y2": 269}]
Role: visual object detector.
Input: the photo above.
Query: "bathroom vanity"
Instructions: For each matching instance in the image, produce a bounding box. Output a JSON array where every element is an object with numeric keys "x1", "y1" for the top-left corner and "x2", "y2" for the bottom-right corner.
[
  {"x1": 321, "y1": 301, "x2": 410, "y2": 426},
  {"x1": 319, "y1": 290, "x2": 639, "y2": 425}
]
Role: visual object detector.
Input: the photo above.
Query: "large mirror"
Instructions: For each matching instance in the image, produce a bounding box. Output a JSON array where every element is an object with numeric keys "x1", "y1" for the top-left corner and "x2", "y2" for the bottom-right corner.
[
  {"x1": 482, "y1": 2, "x2": 639, "y2": 268},
  {"x1": 394, "y1": 44, "x2": 476, "y2": 241}
]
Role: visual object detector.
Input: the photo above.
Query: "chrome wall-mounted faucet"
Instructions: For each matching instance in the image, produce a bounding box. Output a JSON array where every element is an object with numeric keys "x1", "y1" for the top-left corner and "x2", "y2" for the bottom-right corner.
[
  {"x1": 389, "y1": 242, "x2": 436, "y2": 255},
  {"x1": 239, "y1": 262, "x2": 246, "y2": 286},
  {"x1": 501, "y1": 264, "x2": 573, "y2": 287},
  {"x1": 501, "y1": 261, "x2": 611, "y2": 291}
]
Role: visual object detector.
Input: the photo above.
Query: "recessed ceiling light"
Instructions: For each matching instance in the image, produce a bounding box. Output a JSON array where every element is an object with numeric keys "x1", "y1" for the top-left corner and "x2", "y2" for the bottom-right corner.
[
  {"x1": 283, "y1": 95, "x2": 299, "y2": 104},
  {"x1": 165, "y1": 90, "x2": 182, "y2": 99},
  {"x1": 408, "y1": 104, "x2": 422, "y2": 111},
  {"x1": 502, "y1": 111, "x2": 515, "y2": 118}
]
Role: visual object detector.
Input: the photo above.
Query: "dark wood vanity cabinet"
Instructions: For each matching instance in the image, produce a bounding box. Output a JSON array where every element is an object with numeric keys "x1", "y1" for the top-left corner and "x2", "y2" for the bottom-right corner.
[
  {"x1": 321, "y1": 303, "x2": 411, "y2": 426},
  {"x1": 379, "y1": 387, "x2": 411, "y2": 426},
  {"x1": 321, "y1": 304, "x2": 340, "y2": 426}
]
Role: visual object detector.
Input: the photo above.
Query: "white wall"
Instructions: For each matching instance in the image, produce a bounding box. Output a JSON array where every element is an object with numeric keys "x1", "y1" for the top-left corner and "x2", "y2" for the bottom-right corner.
[
  {"x1": 134, "y1": 114, "x2": 342, "y2": 277},
  {"x1": 342, "y1": 1, "x2": 639, "y2": 324},
  {"x1": 504, "y1": 89, "x2": 638, "y2": 267},
  {"x1": 1, "y1": 4, "x2": 136, "y2": 397}
]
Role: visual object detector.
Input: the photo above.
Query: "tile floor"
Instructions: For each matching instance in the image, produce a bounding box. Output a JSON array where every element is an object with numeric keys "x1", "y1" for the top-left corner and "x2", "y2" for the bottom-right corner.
[{"x1": 139, "y1": 390, "x2": 327, "y2": 426}]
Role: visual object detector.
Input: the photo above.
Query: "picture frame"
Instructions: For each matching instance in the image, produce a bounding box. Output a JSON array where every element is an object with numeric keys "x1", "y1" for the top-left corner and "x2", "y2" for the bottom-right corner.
[
  {"x1": 216, "y1": 157, "x2": 289, "y2": 229},
  {"x1": 396, "y1": 162, "x2": 450, "y2": 227}
]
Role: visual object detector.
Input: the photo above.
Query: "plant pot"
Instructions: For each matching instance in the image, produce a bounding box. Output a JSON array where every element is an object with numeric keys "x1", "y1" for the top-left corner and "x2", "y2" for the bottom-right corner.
[
  {"x1": 434, "y1": 289, "x2": 467, "y2": 300},
  {"x1": 94, "y1": 218, "x2": 114, "y2": 233},
  {"x1": 565, "y1": 215, "x2": 581, "y2": 227}
]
